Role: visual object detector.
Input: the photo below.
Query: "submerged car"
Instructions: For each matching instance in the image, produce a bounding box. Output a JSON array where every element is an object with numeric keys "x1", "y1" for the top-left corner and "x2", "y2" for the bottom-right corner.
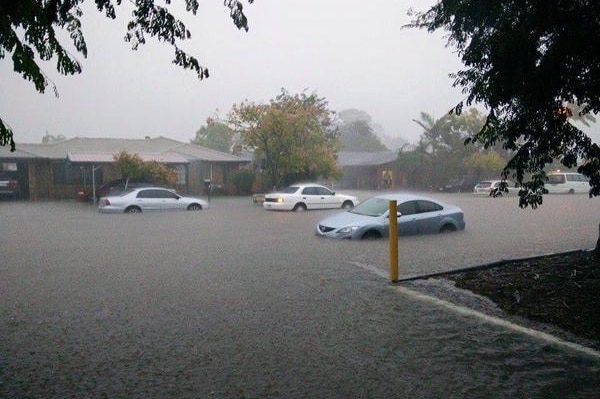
[
  {"x1": 545, "y1": 172, "x2": 589, "y2": 194},
  {"x1": 473, "y1": 180, "x2": 518, "y2": 196},
  {"x1": 316, "y1": 193, "x2": 465, "y2": 239},
  {"x1": 263, "y1": 184, "x2": 359, "y2": 211},
  {"x1": 98, "y1": 187, "x2": 208, "y2": 213}
]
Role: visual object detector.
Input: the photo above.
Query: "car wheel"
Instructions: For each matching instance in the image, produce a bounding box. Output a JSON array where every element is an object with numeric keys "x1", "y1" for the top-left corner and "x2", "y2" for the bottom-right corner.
[
  {"x1": 293, "y1": 203, "x2": 307, "y2": 212},
  {"x1": 361, "y1": 230, "x2": 382, "y2": 240},
  {"x1": 125, "y1": 206, "x2": 142, "y2": 214},
  {"x1": 568, "y1": 189, "x2": 575, "y2": 194},
  {"x1": 439, "y1": 224, "x2": 456, "y2": 233},
  {"x1": 341, "y1": 200, "x2": 354, "y2": 209},
  {"x1": 187, "y1": 203, "x2": 202, "y2": 211}
]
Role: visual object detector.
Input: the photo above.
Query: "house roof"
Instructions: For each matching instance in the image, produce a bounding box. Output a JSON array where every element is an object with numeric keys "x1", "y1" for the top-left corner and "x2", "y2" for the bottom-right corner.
[
  {"x1": 67, "y1": 152, "x2": 190, "y2": 164},
  {"x1": 0, "y1": 136, "x2": 248, "y2": 163},
  {"x1": 337, "y1": 151, "x2": 398, "y2": 167}
]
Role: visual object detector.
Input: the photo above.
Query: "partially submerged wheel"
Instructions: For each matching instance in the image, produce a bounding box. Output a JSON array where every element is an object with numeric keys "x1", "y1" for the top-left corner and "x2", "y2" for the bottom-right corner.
[
  {"x1": 341, "y1": 200, "x2": 354, "y2": 209},
  {"x1": 125, "y1": 206, "x2": 141, "y2": 214},
  {"x1": 293, "y1": 203, "x2": 307, "y2": 212},
  {"x1": 187, "y1": 203, "x2": 202, "y2": 211},
  {"x1": 361, "y1": 230, "x2": 382, "y2": 240},
  {"x1": 439, "y1": 224, "x2": 456, "y2": 233},
  {"x1": 568, "y1": 189, "x2": 575, "y2": 194}
]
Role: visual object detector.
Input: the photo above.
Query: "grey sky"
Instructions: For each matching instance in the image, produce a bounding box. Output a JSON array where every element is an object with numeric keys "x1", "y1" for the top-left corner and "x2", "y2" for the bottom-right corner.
[{"x1": 1, "y1": 1, "x2": 598, "y2": 145}]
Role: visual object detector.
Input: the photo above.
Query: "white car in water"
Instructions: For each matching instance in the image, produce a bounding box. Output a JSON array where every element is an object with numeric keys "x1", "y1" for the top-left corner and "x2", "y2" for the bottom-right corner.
[
  {"x1": 263, "y1": 184, "x2": 359, "y2": 211},
  {"x1": 545, "y1": 172, "x2": 589, "y2": 194},
  {"x1": 473, "y1": 180, "x2": 519, "y2": 196},
  {"x1": 98, "y1": 187, "x2": 208, "y2": 213}
]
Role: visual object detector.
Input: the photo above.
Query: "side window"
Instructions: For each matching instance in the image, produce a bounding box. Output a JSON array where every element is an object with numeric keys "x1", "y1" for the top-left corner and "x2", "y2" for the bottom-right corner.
[
  {"x1": 397, "y1": 201, "x2": 416, "y2": 216},
  {"x1": 548, "y1": 174, "x2": 565, "y2": 184},
  {"x1": 163, "y1": 190, "x2": 179, "y2": 199},
  {"x1": 137, "y1": 190, "x2": 153, "y2": 199},
  {"x1": 566, "y1": 174, "x2": 577, "y2": 182},
  {"x1": 302, "y1": 187, "x2": 317, "y2": 195},
  {"x1": 316, "y1": 187, "x2": 333, "y2": 195},
  {"x1": 416, "y1": 200, "x2": 443, "y2": 213}
]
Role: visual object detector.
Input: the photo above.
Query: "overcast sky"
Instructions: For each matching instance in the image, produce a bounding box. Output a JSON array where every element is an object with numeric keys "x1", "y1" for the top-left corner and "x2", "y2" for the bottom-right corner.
[{"x1": 1, "y1": 0, "x2": 598, "y2": 146}]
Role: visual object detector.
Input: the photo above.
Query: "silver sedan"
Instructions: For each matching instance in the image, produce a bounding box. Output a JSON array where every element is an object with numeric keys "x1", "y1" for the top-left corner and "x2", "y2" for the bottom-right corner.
[
  {"x1": 316, "y1": 193, "x2": 465, "y2": 239},
  {"x1": 98, "y1": 187, "x2": 209, "y2": 214}
]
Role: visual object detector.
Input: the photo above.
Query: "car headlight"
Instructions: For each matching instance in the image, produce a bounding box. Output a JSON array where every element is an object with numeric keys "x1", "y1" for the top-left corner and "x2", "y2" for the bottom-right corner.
[
  {"x1": 275, "y1": 197, "x2": 284, "y2": 203},
  {"x1": 338, "y1": 225, "x2": 359, "y2": 234}
]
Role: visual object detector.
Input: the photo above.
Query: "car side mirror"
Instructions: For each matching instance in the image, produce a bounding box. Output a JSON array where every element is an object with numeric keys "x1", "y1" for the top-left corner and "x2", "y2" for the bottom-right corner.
[{"x1": 331, "y1": 192, "x2": 335, "y2": 195}]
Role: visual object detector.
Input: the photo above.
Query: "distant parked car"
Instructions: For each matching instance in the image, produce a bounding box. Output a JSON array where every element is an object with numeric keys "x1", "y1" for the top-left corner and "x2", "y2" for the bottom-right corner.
[
  {"x1": 98, "y1": 187, "x2": 208, "y2": 214},
  {"x1": 545, "y1": 172, "x2": 589, "y2": 194},
  {"x1": 263, "y1": 184, "x2": 359, "y2": 211},
  {"x1": 315, "y1": 193, "x2": 465, "y2": 239},
  {"x1": 473, "y1": 180, "x2": 518, "y2": 196},
  {"x1": 0, "y1": 174, "x2": 18, "y2": 199}
]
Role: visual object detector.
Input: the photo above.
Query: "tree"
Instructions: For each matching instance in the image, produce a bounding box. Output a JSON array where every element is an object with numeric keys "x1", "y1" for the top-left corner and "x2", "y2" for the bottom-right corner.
[
  {"x1": 113, "y1": 151, "x2": 177, "y2": 186},
  {"x1": 0, "y1": 0, "x2": 254, "y2": 152},
  {"x1": 339, "y1": 120, "x2": 388, "y2": 152},
  {"x1": 229, "y1": 89, "x2": 340, "y2": 189},
  {"x1": 463, "y1": 151, "x2": 506, "y2": 182},
  {"x1": 412, "y1": 108, "x2": 487, "y2": 188},
  {"x1": 409, "y1": 1, "x2": 600, "y2": 208},
  {"x1": 192, "y1": 118, "x2": 234, "y2": 153}
]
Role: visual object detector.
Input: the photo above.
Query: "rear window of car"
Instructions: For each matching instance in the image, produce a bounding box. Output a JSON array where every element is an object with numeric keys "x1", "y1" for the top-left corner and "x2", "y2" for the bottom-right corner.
[
  {"x1": 476, "y1": 182, "x2": 492, "y2": 188},
  {"x1": 416, "y1": 200, "x2": 443, "y2": 213},
  {"x1": 281, "y1": 186, "x2": 300, "y2": 194}
]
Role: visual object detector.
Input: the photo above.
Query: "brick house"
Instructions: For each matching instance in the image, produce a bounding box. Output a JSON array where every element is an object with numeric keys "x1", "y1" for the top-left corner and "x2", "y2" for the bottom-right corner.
[{"x1": 0, "y1": 136, "x2": 249, "y2": 200}]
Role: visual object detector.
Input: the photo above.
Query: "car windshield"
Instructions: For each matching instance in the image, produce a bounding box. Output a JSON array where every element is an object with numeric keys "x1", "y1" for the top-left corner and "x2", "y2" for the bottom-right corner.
[
  {"x1": 349, "y1": 197, "x2": 390, "y2": 217},
  {"x1": 476, "y1": 182, "x2": 492, "y2": 188},
  {"x1": 280, "y1": 186, "x2": 299, "y2": 194}
]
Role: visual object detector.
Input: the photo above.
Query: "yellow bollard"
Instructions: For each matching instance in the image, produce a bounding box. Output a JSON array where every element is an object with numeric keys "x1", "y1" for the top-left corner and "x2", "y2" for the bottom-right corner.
[{"x1": 389, "y1": 200, "x2": 399, "y2": 282}]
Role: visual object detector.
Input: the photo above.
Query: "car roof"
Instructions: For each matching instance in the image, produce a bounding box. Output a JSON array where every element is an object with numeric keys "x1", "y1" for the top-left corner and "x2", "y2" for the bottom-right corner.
[{"x1": 370, "y1": 193, "x2": 443, "y2": 203}]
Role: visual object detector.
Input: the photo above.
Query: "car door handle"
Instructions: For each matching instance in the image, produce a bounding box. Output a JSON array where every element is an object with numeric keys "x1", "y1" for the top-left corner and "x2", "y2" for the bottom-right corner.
[
  {"x1": 320, "y1": 197, "x2": 325, "y2": 199},
  {"x1": 302, "y1": 197, "x2": 306, "y2": 199}
]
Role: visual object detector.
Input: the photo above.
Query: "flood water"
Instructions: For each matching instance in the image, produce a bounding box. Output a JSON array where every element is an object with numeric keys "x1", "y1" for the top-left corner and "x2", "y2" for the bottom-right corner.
[{"x1": 1, "y1": 196, "x2": 599, "y2": 398}]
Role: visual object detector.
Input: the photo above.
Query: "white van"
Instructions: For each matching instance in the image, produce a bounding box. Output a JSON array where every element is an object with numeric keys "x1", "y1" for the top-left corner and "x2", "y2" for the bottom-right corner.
[{"x1": 545, "y1": 172, "x2": 589, "y2": 194}]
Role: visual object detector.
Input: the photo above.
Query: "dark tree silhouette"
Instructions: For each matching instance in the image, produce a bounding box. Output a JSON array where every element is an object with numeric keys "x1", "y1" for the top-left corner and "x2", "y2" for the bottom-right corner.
[{"x1": 0, "y1": 0, "x2": 254, "y2": 151}]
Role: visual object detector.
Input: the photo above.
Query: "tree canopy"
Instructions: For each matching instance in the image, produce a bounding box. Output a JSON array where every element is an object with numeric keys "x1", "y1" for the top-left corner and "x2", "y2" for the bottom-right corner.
[
  {"x1": 229, "y1": 89, "x2": 340, "y2": 189},
  {"x1": 407, "y1": 108, "x2": 492, "y2": 189},
  {"x1": 191, "y1": 118, "x2": 234, "y2": 153},
  {"x1": 409, "y1": 0, "x2": 600, "y2": 207},
  {"x1": 0, "y1": 0, "x2": 254, "y2": 151},
  {"x1": 113, "y1": 151, "x2": 177, "y2": 186},
  {"x1": 339, "y1": 120, "x2": 388, "y2": 152}
]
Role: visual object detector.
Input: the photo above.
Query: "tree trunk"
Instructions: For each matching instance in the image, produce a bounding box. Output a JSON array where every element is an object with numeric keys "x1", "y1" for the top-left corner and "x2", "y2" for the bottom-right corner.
[{"x1": 596, "y1": 223, "x2": 600, "y2": 255}]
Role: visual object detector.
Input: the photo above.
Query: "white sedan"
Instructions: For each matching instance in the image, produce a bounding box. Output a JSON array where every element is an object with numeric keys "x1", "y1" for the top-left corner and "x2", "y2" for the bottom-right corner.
[
  {"x1": 473, "y1": 180, "x2": 519, "y2": 196},
  {"x1": 98, "y1": 187, "x2": 208, "y2": 213},
  {"x1": 263, "y1": 184, "x2": 359, "y2": 211}
]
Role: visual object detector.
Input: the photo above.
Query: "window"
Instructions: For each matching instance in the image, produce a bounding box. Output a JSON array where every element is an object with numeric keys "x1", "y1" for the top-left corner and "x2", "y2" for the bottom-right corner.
[
  {"x1": 53, "y1": 163, "x2": 89, "y2": 185},
  {"x1": 416, "y1": 200, "x2": 443, "y2": 213},
  {"x1": 174, "y1": 165, "x2": 186, "y2": 185},
  {"x1": 548, "y1": 174, "x2": 566, "y2": 184},
  {"x1": 316, "y1": 187, "x2": 333, "y2": 195},
  {"x1": 398, "y1": 201, "x2": 417, "y2": 216},
  {"x1": 302, "y1": 187, "x2": 318, "y2": 195},
  {"x1": 137, "y1": 189, "x2": 178, "y2": 199}
]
